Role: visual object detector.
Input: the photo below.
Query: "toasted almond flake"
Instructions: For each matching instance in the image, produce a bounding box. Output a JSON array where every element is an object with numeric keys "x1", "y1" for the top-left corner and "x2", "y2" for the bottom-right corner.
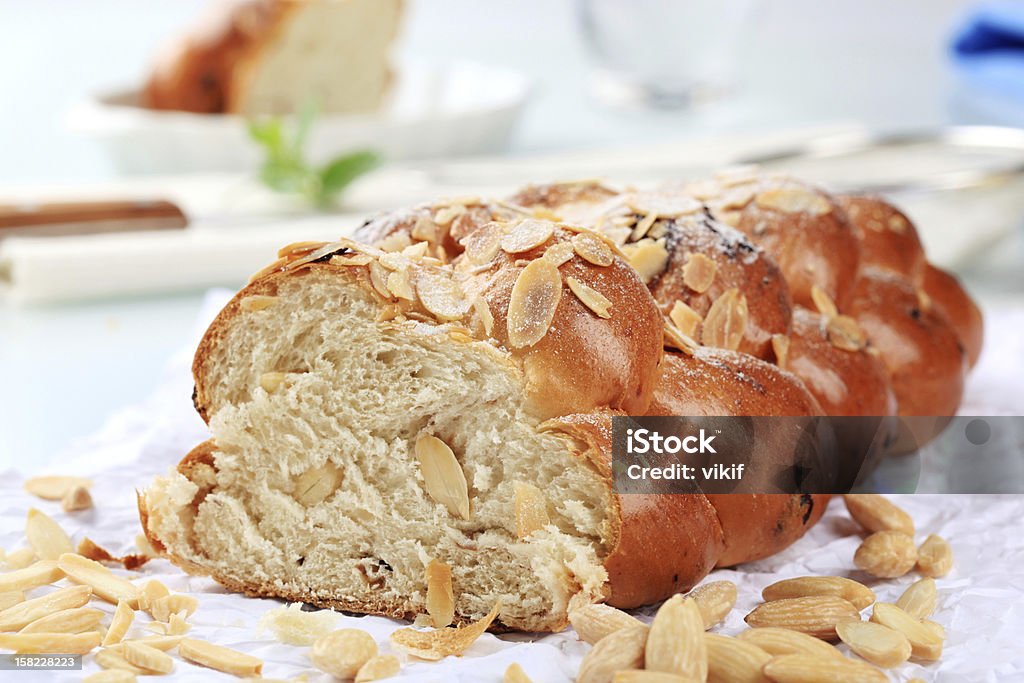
[
  {"x1": 631, "y1": 212, "x2": 658, "y2": 241},
  {"x1": 0, "y1": 560, "x2": 63, "y2": 593},
  {"x1": 258, "y1": 371, "x2": 286, "y2": 393},
  {"x1": 386, "y1": 269, "x2": 416, "y2": 301},
  {"x1": 513, "y1": 482, "x2": 549, "y2": 539},
  {"x1": 566, "y1": 277, "x2": 612, "y2": 319},
  {"x1": 542, "y1": 241, "x2": 576, "y2": 267},
  {"x1": 645, "y1": 596, "x2": 706, "y2": 679},
  {"x1": 20, "y1": 606, "x2": 105, "y2": 634},
  {"x1": 277, "y1": 241, "x2": 325, "y2": 258},
  {"x1": 5, "y1": 548, "x2": 37, "y2": 570},
  {"x1": 755, "y1": 187, "x2": 832, "y2": 215},
  {"x1": 702, "y1": 288, "x2": 748, "y2": 351},
  {"x1": 415, "y1": 434, "x2": 471, "y2": 519},
  {"x1": 293, "y1": 462, "x2": 344, "y2": 506},
  {"x1": 0, "y1": 631, "x2": 100, "y2": 655},
  {"x1": 626, "y1": 192, "x2": 702, "y2": 218},
  {"x1": 23, "y1": 476, "x2": 92, "y2": 501},
  {"x1": 390, "y1": 601, "x2": 501, "y2": 661},
  {"x1": 507, "y1": 259, "x2": 563, "y2": 348},
  {"x1": 663, "y1": 322, "x2": 698, "y2": 354},
  {"x1": 462, "y1": 223, "x2": 505, "y2": 265},
  {"x1": 682, "y1": 253, "x2": 717, "y2": 293},
  {"x1": 180, "y1": 638, "x2": 263, "y2": 677},
  {"x1": 368, "y1": 260, "x2": 393, "y2": 298},
  {"x1": 0, "y1": 585, "x2": 92, "y2": 631},
  {"x1": 772, "y1": 333, "x2": 791, "y2": 369},
  {"x1": 377, "y1": 252, "x2": 408, "y2": 271},
  {"x1": 123, "y1": 641, "x2": 174, "y2": 674},
  {"x1": 249, "y1": 257, "x2": 288, "y2": 283},
  {"x1": 623, "y1": 238, "x2": 669, "y2": 283},
  {"x1": 356, "y1": 654, "x2": 402, "y2": 682},
  {"x1": 473, "y1": 296, "x2": 495, "y2": 336},
  {"x1": 402, "y1": 240, "x2": 429, "y2": 259},
  {"x1": 810, "y1": 285, "x2": 839, "y2": 319},
  {"x1": 501, "y1": 219, "x2": 554, "y2": 254},
  {"x1": 715, "y1": 186, "x2": 757, "y2": 211},
  {"x1": 151, "y1": 594, "x2": 198, "y2": 623},
  {"x1": 62, "y1": 484, "x2": 93, "y2": 512},
  {"x1": 572, "y1": 232, "x2": 615, "y2": 267},
  {"x1": 0, "y1": 592, "x2": 23, "y2": 611},
  {"x1": 331, "y1": 253, "x2": 374, "y2": 267},
  {"x1": 425, "y1": 560, "x2": 455, "y2": 628},
  {"x1": 25, "y1": 508, "x2": 74, "y2": 562},
  {"x1": 379, "y1": 231, "x2": 412, "y2": 253},
  {"x1": 715, "y1": 165, "x2": 761, "y2": 186},
  {"x1": 417, "y1": 269, "x2": 471, "y2": 322},
  {"x1": 827, "y1": 314, "x2": 866, "y2": 351},
  {"x1": 58, "y1": 553, "x2": 138, "y2": 607},
  {"x1": 411, "y1": 214, "x2": 439, "y2": 242},
  {"x1": 434, "y1": 204, "x2": 466, "y2": 227},
  {"x1": 102, "y1": 601, "x2": 135, "y2": 645},
  {"x1": 669, "y1": 301, "x2": 702, "y2": 340}
]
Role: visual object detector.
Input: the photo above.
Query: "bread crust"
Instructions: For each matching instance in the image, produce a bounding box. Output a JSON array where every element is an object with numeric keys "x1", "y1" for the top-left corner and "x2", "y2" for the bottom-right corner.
[
  {"x1": 839, "y1": 195, "x2": 926, "y2": 282},
  {"x1": 922, "y1": 264, "x2": 983, "y2": 368}
]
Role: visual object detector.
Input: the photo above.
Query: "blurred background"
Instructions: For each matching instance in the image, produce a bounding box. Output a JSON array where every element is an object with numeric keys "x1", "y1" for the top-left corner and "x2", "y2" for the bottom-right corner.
[{"x1": 2, "y1": 0, "x2": 1023, "y2": 467}]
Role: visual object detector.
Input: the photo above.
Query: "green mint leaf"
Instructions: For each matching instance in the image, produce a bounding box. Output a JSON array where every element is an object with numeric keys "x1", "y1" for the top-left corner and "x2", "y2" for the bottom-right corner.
[{"x1": 317, "y1": 150, "x2": 379, "y2": 202}]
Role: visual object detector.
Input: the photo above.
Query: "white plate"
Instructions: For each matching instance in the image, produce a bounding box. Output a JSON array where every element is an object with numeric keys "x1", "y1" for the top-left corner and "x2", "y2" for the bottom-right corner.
[{"x1": 67, "y1": 59, "x2": 532, "y2": 175}]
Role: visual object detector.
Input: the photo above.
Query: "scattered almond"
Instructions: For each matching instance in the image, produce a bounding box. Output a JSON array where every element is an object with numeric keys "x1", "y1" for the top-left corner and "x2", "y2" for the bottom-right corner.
[
  {"x1": 0, "y1": 592, "x2": 23, "y2": 611},
  {"x1": 917, "y1": 534, "x2": 953, "y2": 577},
  {"x1": 762, "y1": 653, "x2": 887, "y2": 682},
  {"x1": 762, "y1": 576, "x2": 875, "y2": 611},
  {"x1": 0, "y1": 585, "x2": 92, "y2": 631},
  {"x1": 578, "y1": 624, "x2": 648, "y2": 683},
  {"x1": 180, "y1": 638, "x2": 264, "y2": 677},
  {"x1": 810, "y1": 285, "x2": 839, "y2": 320},
  {"x1": 569, "y1": 603, "x2": 645, "y2": 646},
  {"x1": 414, "y1": 434, "x2": 471, "y2": 519},
  {"x1": 58, "y1": 553, "x2": 139, "y2": 606},
  {"x1": 123, "y1": 640, "x2": 174, "y2": 674},
  {"x1": 151, "y1": 594, "x2": 198, "y2": 622},
  {"x1": 4, "y1": 548, "x2": 36, "y2": 570},
  {"x1": 623, "y1": 239, "x2": 669, "y2": 283},
  {"x1": 503, "y1": 662, "x2": 534, "y2": 683},
  {"x1": 356, "y1": 654, "x2": 402, "y2": 682},
  {"x1": 895, "y1": 578, "x2": 937, "y2": 619},
  {"x1": 0, "y1": 631, "x2": 101, "y2": 655},
  {"x1": 744, "y1": 596, "x2": 860, "y2": 641},
  {"x1": 689, "y1": 581, "x2": 737, "y2": 629},
  {"x1": 843, "y1": 495, "x2": 914, "y2": 536},
  {"x1": 854, "y1": 531, "x2": 917, "y2": 578},
  {"x1": 20, "y1": 606, "x2": 104, "y2": 634},
  {"x1": 258, "y1": 603, "x2": 338, "y2": 646},
  {"x1": 463, "y1": 223, "x2": 505, "y2": 264},
  {"x1": 646, "y1": 596, "x2": 706, "y2": 680},
  {"x1": 83, "y1": 670, "x2": 138, "y2": 683},
  {"x1": 23, "y1": 476, "x2": 92, "y2": 501},
  {"x1": 0, "y1": 560, "x2": 63, "y2": 593},
  {"x1": 95, "y1": 647, "x2": 149, "y2": 675},
  {"x1": 417, "y1": 268, "x2": 471, "y2": 322},
  {"x1": 870, "y1": 603, "x2": 942, "y2": 660},
  {"x1": 390, "y1": 600, "x2": 500, "y2": 660},
  {"x1": 836, "y1": 620, "x2": 911, "y2": 668},
  {"x1": 25, "y1": 508, "x2": 74, "y2": 560},
  {"x1": 737, "y1": 627, "x2": 844, "y2": 659},
  {"x1": 137, "y1": 580, "x2": 170, "y2": 614},
  {"x1": 827, "y1": 315, "x2": 866, "y2": 351},
  {"x1": 612, "y1": 672, "x2": 694, "y2": 683},
  {"x1": 771, "y1": 334, "x2": 790, "y2": 369},
  {"x1": 704, "y1": 632, "x2": 771, "y2": 683}
]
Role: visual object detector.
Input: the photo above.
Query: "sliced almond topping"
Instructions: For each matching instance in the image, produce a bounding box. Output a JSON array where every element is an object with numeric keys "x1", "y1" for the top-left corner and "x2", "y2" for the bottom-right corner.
[
  {"x1": 402, "y1": 240, "x2": 430, "y2": 261},
  {"x1": 717, "y1": 210, "x2": 742, "y2": 227},
  {"x1": 669, "y1": 301, "x2": 702, "y2": 340},
  {"x1": 572, "y1": 232, "x2": 615, "y2": 267},
  {"x1": 25, "y1": 508, "x2": 73, "y2": 560},
  {"x1": 473, "y1": 296, "x2": 494, "y2": 336},
  {"x1": 543, "y1": 241, "x2": 576, "y2": 267},
  {"x1": 888, "y1": 213, "x2": 909, "y2": 233},
  {"x1": 23, "y1": 475, "x2": 92, "y2": 501},
  {"x1": 771, "y1": 333, "x2": 791, "y2": 369},
  {"x1": 701, "y1": 288, "x2": 748, "y2": 351},
  {"x1": 682, "y1": 253, "x2": 717, "y2": 293},
  {"x1": 566, "y1": 277, "x2": 612, "y2": 319},
  {"x1": 425, "y1": 560, "x2": 455, "y2": 628},
  {"x1": 434, "y1": 204, "x2": 466, "y2": 227},
  {"x1": 411, "y1": 214, "x2": 439, "y2": 242},
  {"x1": 368, "y1": 260, "x2": 393, "y2": 298},
  {"x1": 917, "y1": 287, "x2": 932, "y2": 312},
  {"x1": 62, "y1": 485, "x2": 93, "y2": 512},
  {"x1": 390, "y1": 601, "x2": 501, "y2": 661},
  {"x1": 507, "y1": 259, "x2": 563, "y2": 348},
  {"x1": 755, "y1": 187, "x2": 832, "y2": 215},
  {"x1": 664, "y1": 323, "x2": 698, "y2": 355},
  {"x1": 513, "y1": 482, "x2": 549, "y2": 539},
  {"x1": 623, "y1": 238, "x2": 669, "y2": 283},
  {"x1": 277, "y1": 241, "x2": 326, "y2": 258},
  {"x1": 386, "y1": 269, "x2": 416, "y2": 301},
  {"x1": 330, "y1": 253, "x2": 373, "y2": 267},
  {"x1": 501, "y1": 219, "x2": 554, "y2": 254},
  {"x1": 414, "y1": 434, "x2": 471, "y2": 519},
  {"x1": 810, "y1": 285, "x2": 839, "y2": 319},
  {"x1": 293, "y1": 462, "x2": 344, "y2": 506},
  {"x1": 377, "y1": 252, "x2": 408, "y2": 271},
  {"x1": 417, "y1": 269, "x2": 471, "y2": 322},
  {"x1": 462, "y1": 223, "x2": 505, "y2": 265},
  {"x1": 379, "y1": 231, "x2": 412, "y2": 253},
  {"x1": 827, "y1": 314, "x2": 866, "y2": 351},
  {"x1": 259, "y1": 372, "x2": 286, "y2": 393},
  {"x1": 626, "y1": 192, "x2": 702, "y2": 218},
  {"x1": 630, "y1": 212, "x2": 658, "y2": 241}
]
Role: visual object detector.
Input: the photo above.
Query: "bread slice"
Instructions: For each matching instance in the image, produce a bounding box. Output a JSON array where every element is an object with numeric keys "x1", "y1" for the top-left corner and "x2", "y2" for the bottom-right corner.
[{"x1": 144, "y1": 0, "x2": 402, "y2": 115}]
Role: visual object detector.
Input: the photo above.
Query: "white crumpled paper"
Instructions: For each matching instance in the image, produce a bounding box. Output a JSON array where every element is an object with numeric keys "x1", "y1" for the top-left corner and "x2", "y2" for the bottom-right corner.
[{"x1": 2, "y1": 292, "x2": 1023, "y2": 682}]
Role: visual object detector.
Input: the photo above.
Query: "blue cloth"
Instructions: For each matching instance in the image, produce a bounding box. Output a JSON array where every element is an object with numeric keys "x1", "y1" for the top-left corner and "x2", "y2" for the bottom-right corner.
[{"x1": 952, "y1": 1, "x2": 1024, "y2": 102}]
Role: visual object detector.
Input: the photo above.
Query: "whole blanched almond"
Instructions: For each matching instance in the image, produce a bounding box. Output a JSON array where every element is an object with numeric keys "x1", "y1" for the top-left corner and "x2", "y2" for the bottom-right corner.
[
  {"x1": 916, "y1": 535, "x2": 953, "y2": 577},
  {"x1": 870, "y1": 603, "x2": 942, "y2": 660},
  {"x1": 895, "y1": 578, "x2": 936, "y2": 619},
  {"x1": 762, "y1": 577, "x2": 875, "y2": 611},
  {"x1": 843, "y1": 495, "x2": 914, "y2": 536},
  {"x1": 578, "y1": 625, "x2": 648, "y2": 683},
  {"x1": 853, "y1": 531, "x2": 917, "y2": 578},
  {"x1": 762, "y1": 653, "x2": 887, "y2": 683},
  {"x1": 704, "y1": 632, "x2": 770, "y2": 683},
  {"x1": 736, "y1": 627, "x2": 844, "y2": 659},
  {"x1": 744, "y1": 596, "x2": 860, "y2": 641},
  {"x1": 569, "y1": 603, "x2": 645, "y2": 646},
  {"x1": 645, "y1": 596, "x2": 707, "y2": 680},
  {"x1": 835, "y1": 620, "x2": 911, "y2": 668},
  {"x1": 689, "y1": 581, "x2": 738, "y2": 629}
]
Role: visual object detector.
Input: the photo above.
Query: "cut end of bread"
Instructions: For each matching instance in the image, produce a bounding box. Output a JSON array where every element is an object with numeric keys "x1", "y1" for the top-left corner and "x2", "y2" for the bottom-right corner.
[{"x1": 142, "y1": 266, "x2": 617, "y2": 631}]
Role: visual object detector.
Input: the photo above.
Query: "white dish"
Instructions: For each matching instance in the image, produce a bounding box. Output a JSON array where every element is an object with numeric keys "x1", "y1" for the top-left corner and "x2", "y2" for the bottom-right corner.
[{"x1": 67, "y1": 59, "x2": 531, "y2": 175}]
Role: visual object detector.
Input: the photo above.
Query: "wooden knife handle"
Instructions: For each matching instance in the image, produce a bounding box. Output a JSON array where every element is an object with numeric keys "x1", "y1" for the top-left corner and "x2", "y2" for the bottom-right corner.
[{"x1": 0, "y1": 199, "x2": 188, "y2": 237}]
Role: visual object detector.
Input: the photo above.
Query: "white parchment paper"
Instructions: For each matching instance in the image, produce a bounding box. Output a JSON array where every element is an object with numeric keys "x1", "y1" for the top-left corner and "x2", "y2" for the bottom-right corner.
[{"x1": 2, "y1": 291, "x2": 1023, "y2": 682}]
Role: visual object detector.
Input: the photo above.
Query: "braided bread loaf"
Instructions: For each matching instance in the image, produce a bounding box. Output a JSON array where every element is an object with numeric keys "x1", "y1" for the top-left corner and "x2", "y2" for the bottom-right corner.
[{"x1": 139, "y1": 171, "x2": 978, "y2": 632}]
